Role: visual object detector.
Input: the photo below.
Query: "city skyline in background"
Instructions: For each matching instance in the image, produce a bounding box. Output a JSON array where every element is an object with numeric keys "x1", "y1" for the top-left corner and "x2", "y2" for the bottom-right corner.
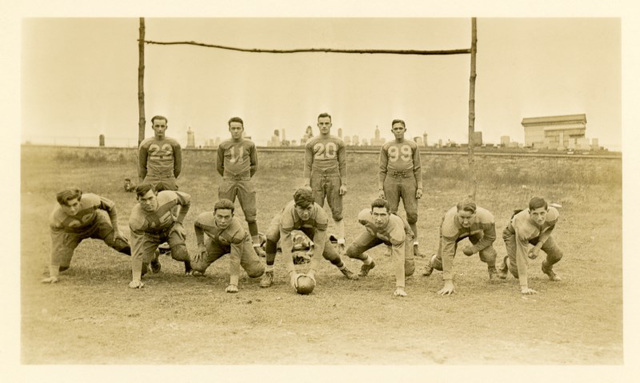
[{"x1": 21, "y1": 18, "x2": 621, "y2": 150}]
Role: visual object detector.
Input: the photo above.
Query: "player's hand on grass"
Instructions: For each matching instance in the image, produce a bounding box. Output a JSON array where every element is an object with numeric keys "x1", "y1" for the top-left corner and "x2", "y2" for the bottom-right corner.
[
  {"x1": 339, "y1": 184, "x2": 347, "y2": 196},
  {"x1": 378, "y1": 189, "x2": 386, "y2": 200},
  {"x1": 528, "y1": 247, "x2": 540, "y2": 260},
  {"x1": 393, "y1": 287, "x2": 407, "y2": 297},
  {"x1": 437, "y1": 280, "x2": 455, "y2": 296},
  {"x1": 128, "y1": 280, "x2": 145, "y2": 289},
  {"x1": 225, "y1": 284, "x2": 238, "y2": 293},
  {"x1": 416, "y1": 188, "x2": 423, "y2": 199},
  {"x1": 41, "y1": 276, "x2": 59, "y2": 284},
  {"x1": 521, "y1": 287, "x2": 537, "y2": 295},
  {"x1": 462, "y1": 246, "x2": 475, "y2": 256}
]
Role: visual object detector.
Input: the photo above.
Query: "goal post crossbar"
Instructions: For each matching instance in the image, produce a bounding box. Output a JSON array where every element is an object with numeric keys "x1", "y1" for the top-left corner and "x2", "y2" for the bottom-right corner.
[{"x1": 141, "y1": 39, "x2": 471, "y2": 56}]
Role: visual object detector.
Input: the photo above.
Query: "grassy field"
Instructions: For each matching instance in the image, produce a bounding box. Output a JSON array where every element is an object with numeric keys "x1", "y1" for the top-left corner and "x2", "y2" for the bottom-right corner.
[{"x1": 20, "y1": 146, "x2": 623, "y2": 365}]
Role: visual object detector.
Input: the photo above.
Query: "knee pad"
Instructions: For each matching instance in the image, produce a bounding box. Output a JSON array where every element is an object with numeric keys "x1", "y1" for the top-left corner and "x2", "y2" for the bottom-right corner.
[
  {"x1": 247, "y1": 266, "x2": 265, "y2": 278},
  {"x1": 171, "y1": 244, "x2": 189, "y2": 262},
  {"x1": 406, "y1": 213, "x2": 418, "y2": 225},
  {"x1": 479, "y1": 247, "x2": 497, "y2": 263},
  {"x1": 113, "y1": 238, "x2": 131, "y2": 255},
  {"x1": 405, "y1": 261, "x2": 415, "y2": 276}
]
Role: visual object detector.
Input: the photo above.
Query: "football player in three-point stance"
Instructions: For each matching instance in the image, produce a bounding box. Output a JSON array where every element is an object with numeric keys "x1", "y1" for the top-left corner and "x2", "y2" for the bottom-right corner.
[
  {"x1": 128, "y1": 184, "x2": 192, "y2": 288},
  {"x1": 260, "y1": 188, "x2": 358, "y2": 290},
  {"x1": 191, "y1": 199, "x2": 265, "y2": 293},
  {"x1": 138, "y1": 115, "x2": 182, "y2": 191},
  {"x1": 304, "y1": 113, "x2": 348, "y2": 253},
  {"x1": 42, "y1": 188, "x2": 131, "y2": 284},
  {"x1": 378, "y1": 119, "x2": 424, "y2": 257},
  {"x1": 422, "y1": 197, "x2": 498, "y2": 296},
  {"x1": 498, "y1": 196, "x2": 563, "y2": 295},
  {"x1": 217, "y1": 117, "x2": 265, "y2": 256},
  {"x1": 345, "y1": 199, "x2": 415, "y2": 297}
]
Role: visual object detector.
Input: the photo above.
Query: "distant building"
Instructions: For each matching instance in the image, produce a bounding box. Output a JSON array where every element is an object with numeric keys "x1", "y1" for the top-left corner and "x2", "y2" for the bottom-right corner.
[
  {"x1": 500, "y1": 136, "x2": 511, "y2": 146},
  {"x1": 370, "y1": 126, "x2": 385, "y2": 146},
  {"x1": 521, "y1": 114, "x2": 587, "y2": 149},
  {"x1": 301, "y1": 126, "x2": 313, "y2": 146},
  {"x1": 268, "y1": 129, "x2": 281, "y2": 147},
  {"x1": 344, "y1": 136, "x2": 352, "y2": 146},
  {"x1": 337, "y1": 128, "x2": 343, "y2": 139},
  {"x1": 186, "y1": 127, "x2": 195, "y2": 148},
  {"x1": 414, "y1": 136, "x2": 423, "y2": 146},
  {"x1": 422, "y1": 132, "x2": 428, "y2": 147},
  {"x1": 470, "y1": 131, "x2": 483, "y2": 146},
  {"x1": 352, "y1": 135, "x2": 360, "y2": 146},
  {"x1": 361, "y1": 138, "x2": 369, "y2": 146}
]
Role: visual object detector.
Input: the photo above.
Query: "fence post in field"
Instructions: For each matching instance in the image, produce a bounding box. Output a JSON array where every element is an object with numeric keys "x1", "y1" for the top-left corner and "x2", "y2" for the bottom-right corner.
[
  {"x1": 138, "y1": 18, "x2": 146, "y2": 146},
  {"x1": 468, "y1": 18, "x2": 478, "y2": 199}
]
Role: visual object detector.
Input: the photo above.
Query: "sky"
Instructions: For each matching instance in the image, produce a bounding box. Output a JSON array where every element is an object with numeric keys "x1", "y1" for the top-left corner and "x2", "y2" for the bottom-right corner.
[{"x1": 20, "y1": 17, "x2": 621, "y2": 149}]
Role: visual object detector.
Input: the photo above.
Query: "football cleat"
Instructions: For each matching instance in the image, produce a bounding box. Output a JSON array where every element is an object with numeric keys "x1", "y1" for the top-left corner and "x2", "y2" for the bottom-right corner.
[
  {"x1": 359, "y1": 259, "x2": 376, "y2": 277},
  {"x1": 184, "y1": 261, "x2": 192, "y2": 275},
  {"x1": 150, "y1": 258, "x2": 162, "y2": 273},
  {"x1": 488, "y1": 266, "x2": 498, "y2": 280},
  {"x1": 422, "y1": 254, "x2": 435, "y2": 277},
  {"x1": 260, "y1": 270, "x2": 274, "y2": 288},
  {"x1": 542, "y1": 263, "x2": 561, "y2": 281},
  {"x1": 498, "y1": 258, "x2": 509, "y2": 280},
  {"x1": 340, "y1": 267, "x2": 359, "y2": 280}
]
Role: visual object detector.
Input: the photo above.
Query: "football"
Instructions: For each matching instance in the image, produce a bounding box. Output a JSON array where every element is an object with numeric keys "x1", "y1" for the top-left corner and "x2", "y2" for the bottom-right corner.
[{"x1": 295, "y1": 274, "x2": 316, "y2": 295}]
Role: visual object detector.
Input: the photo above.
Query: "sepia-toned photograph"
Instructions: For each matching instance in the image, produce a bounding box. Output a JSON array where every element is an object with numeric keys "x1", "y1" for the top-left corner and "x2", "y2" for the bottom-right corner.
[{"x1": 6, "y1": 1, "x2": 640, "y2": 382}]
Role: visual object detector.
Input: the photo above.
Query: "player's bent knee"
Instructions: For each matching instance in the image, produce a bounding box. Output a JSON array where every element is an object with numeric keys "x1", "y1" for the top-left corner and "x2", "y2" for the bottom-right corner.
[
  {"x1": 332, "y1": 213, "x2": 343, "y2": 222},
  {"x1": 406, "y1": 213, "x2": 418, "y2": 225},
  {"x1": 171, "y1": 245, "x2": 189, "y2": 262},
  {"x1": 247, "y1": 266, "x2": 264, "y2": 278},
  {"x1": 113, "y1": 238, "x2": 131, "y2": 255}
]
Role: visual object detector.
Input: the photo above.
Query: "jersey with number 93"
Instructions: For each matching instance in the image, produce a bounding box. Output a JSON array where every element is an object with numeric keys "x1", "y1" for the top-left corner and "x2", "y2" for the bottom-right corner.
[{"x1": 304, "y1": 135, "x2": 346, "y2": 177}]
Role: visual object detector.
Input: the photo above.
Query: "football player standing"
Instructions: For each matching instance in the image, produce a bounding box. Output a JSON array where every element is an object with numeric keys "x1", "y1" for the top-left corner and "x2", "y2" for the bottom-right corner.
[
  {"x1": 304, "y1": 113, "x2": 348, "y2": 253},
  {"x1": 217, "y1": 117, "x2": 265, "y2": 256},
  {"x1": 138, "y1": 115, "x2": 182, "y2": 191},
  {"x1": 378, "y1": 119, "x2": 424, "y2": 257}
]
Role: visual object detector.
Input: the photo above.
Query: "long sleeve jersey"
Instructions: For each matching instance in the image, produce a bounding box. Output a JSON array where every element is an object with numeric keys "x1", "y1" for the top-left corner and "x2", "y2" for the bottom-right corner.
[
  {"x1": 378, "y1": 139, "x2": 422, "y2": 189},
  {"x1": 138, "y1": 136, "x2": 182, "y2": 180},
  {"x1": 440, "y1": 206, "x2": 496, "y2": 280},
  {"x1": 303, "y1": 135, "x2": 347, "y2": 179},
  {"x1": 49, "y1": 193, "x2": 118, "y2": 235},
  {"x1": 216, "y1": 138, "x2": 258, "y2": 178}
]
